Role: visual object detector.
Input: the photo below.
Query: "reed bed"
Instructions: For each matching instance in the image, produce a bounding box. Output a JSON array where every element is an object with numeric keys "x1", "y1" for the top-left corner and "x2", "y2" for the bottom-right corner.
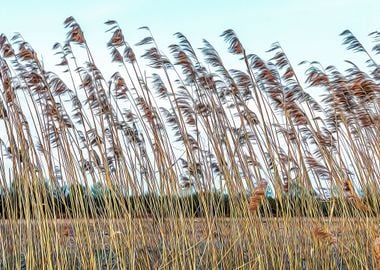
[{"x1": 0, "y1": 17, "x2": 379, "y2": 269}]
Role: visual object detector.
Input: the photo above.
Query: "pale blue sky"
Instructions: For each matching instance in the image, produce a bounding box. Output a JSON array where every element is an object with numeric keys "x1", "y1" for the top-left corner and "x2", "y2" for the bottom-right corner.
[
  {"x1": 1, "y1": 0, "x2": 379, "y2": 77},
  {"x1": 0, "y1": 0, "x2": 378, "y2": 189}
]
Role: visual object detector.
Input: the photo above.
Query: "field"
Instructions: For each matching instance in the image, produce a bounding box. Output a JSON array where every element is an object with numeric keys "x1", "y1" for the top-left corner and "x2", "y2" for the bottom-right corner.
[
  {"x1": 0, "y1": 17, "x2": 379, "y2": 269},
  {"x1": 0, "y1": 217, "x2": 379, "y2": 269}
]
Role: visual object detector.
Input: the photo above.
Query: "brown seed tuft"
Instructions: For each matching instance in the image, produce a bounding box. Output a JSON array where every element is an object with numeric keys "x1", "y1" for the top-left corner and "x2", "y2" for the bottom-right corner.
[
  {"x1": 374, "y1": 237, "x2": 380, "y2": 269},
  {"x1": 313, "y1": 226, "x2": 337, "y2": 245},
  {"x1": 249, "y1": 180, "x2": 268, "y2": 213}
]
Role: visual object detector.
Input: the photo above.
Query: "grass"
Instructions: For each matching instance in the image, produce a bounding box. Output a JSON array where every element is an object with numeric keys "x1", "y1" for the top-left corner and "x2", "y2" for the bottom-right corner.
[
  {"x1": 0, "y1": 218, "x2": 379, "y2": 269},
  {"x1": 0, "y1": 17, "x2": 379, "y2": 269}
]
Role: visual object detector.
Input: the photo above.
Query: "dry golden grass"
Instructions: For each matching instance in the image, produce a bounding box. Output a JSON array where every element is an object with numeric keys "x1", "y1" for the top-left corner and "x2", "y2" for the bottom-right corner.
[
  {"x1": 0, "y1": 218, "x2": 378, "y2": 269},
  {"x1": 0, "y1": 16, "x2": 379, "y2": 269}
]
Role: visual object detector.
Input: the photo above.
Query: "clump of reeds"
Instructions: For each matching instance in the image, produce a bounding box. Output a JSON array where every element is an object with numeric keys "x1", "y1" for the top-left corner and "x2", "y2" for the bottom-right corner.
[{"x1": 0, "y1": 16, "x2": 378, "y2": 269}]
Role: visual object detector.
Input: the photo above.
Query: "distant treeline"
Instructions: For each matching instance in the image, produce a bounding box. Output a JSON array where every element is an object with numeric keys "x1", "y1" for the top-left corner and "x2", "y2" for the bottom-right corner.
[{"x1": 0, "y1": 182, "x2": 379, "y2": 219}]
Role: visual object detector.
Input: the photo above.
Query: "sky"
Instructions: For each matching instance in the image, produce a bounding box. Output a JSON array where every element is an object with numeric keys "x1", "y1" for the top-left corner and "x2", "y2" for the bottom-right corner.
[
  {"x1": 1, "y1": 0, "x2": 379, "y2": 84},
  {"x1": 0, "y1": 0, "x2": 378, "y2": 189}
]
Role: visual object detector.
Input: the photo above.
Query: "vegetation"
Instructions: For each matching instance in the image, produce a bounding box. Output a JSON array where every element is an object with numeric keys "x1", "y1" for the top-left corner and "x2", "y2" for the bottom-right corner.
[{"x1": 0, "y1": 16, "x2": 379, "y2": 269}]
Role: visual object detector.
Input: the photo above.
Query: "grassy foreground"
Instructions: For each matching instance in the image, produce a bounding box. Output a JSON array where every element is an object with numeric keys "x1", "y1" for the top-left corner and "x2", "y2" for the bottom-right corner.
[
  {"x1": 0, "y1": 217, "x2": 379, "y2": 269},
  {"x1": 0, "y1": 17, "x2": 379, "y2": 269}
]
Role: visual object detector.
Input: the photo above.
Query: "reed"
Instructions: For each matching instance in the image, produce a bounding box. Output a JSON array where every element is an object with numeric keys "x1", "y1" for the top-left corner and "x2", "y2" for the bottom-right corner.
[{"x1": 0, "y1": 17, "x2": 378, "y2": 269}]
